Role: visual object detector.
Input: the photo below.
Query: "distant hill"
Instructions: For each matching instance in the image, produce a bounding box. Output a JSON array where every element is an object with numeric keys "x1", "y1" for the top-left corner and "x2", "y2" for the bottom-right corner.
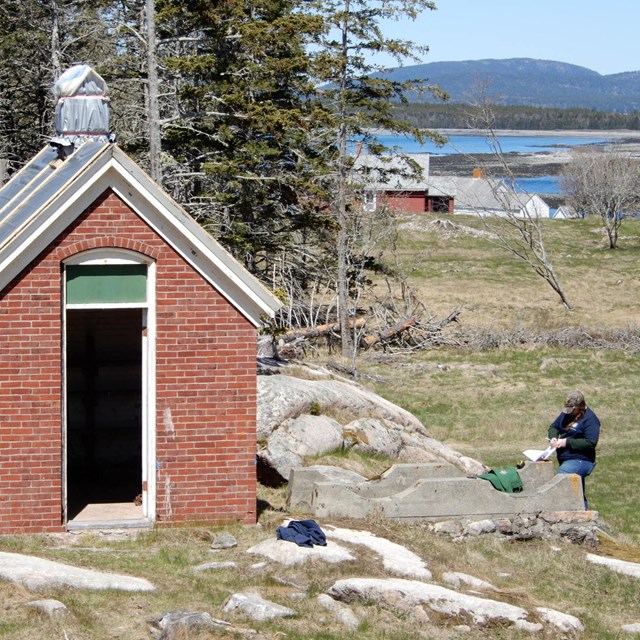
[{"x1": 380, "y1": 58, "x2": 640, "y2": 113}]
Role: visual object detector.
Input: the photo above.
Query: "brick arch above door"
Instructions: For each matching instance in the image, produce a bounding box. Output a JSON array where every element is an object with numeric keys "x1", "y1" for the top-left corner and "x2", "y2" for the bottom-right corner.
[{"x1": 55, "y1": 237, "x2": 161, "y2": 262}]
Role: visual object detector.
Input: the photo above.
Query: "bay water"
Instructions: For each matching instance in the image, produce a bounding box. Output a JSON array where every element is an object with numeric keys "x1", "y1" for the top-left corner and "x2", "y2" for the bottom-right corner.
[
  {"x1": 375, "y1": 132, "x2": 611, "y2": 195},
  {"x1": 376, "y1": 132, "x2": 609, "y2": 156}
]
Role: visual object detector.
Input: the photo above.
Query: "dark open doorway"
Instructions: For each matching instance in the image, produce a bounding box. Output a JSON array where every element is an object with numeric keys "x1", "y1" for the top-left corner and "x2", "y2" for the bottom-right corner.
[{"x1": 65, "y1": 309, "x2": 143, "y2": 520}]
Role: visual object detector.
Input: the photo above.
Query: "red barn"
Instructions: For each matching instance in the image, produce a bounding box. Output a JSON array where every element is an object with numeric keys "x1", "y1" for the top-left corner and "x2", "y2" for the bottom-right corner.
[
  {"x1": 355, "y1": 154, "x2": 439, "y2": 214},
  {"x1": 0, "y1": 66, "x2": 280, "y2": 533}
]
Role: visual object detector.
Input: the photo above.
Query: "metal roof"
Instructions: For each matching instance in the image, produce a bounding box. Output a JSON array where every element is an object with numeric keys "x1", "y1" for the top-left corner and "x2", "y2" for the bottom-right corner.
[
  {"x1": 353, "y1": 153, "x2": 430, "y2": 191},
  {"x1": 427, "y1": 175, "x2": 547, "y2": 214},
  {"x1": 0, "y1": 142, "x2": 281, "y2": 324},
  {"x1": 0, "y1": 143, "x2": 107, "y2": 249}
]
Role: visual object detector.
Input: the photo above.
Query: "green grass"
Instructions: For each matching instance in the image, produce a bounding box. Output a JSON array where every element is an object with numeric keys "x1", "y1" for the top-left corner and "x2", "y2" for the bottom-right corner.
[{"x1": 2, "y1": 212, "x2": 640, "y2": 639}]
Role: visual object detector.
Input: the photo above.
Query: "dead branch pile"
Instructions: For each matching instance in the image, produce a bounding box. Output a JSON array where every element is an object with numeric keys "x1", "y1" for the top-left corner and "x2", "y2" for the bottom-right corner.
[
  {"x1": 362, "y1": 309, "x2": 462, "y2": 352},
  {"x1": 275, "y1": 309, "x2": 462, "y2": 357},
  {"x1": 457, "y1": 325, "x2": 640, "y2": 353}
]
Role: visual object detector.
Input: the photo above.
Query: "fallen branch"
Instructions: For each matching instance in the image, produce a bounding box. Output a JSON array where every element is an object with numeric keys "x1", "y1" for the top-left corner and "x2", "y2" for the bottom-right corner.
[
  {"x1": 360, "y1": 317, "x2": 417, "y2": 349},
  {"x1": 280, "y1": 319, "x2": 366, "y2": 344},
  {"x1": 326, "y1": 360, "x2": 387, "y2": 382}
]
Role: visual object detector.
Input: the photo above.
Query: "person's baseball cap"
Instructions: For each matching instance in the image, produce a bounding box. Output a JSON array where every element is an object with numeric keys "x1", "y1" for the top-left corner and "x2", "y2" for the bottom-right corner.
[{"x1": 563, "y1": 390, "x2": 585, "y2": 414}]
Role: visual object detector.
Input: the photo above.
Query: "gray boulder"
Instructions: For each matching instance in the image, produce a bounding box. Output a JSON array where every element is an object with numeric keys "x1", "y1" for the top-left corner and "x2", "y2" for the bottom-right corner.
[
  {"x1": 257, "y1": 374, "x2": 423, "y2": 439},
  {"x1": 345, "y1": 418, "x2": 403, "y2": 458},
  {"x1": 257, "y1": 374, "x2": 486, "y2": 482},
  {"x1": 224, "y1": 592, "x2": 296, "y2": 621},
  {"x1": 262, "y1": 414, "x2": 344, "y2": 481},
  {"x1": 317, "y1": 594, "x2": 360, "y2": 630},
  {"x1": 151, "y1": 611, "x2": 231, "y2": 640},
  {"x1": 27, "y1": 599, "x2": 69, "y2": 618}
]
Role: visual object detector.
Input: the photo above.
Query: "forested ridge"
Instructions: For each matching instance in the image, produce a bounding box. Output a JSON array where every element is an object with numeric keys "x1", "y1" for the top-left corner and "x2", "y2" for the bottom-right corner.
[
  {"x1": 378, "y1": 58, "x2": 640, "y2": 113},
  {"x1": 394, "y1": 103, "x2": 640, "y2": 132}
]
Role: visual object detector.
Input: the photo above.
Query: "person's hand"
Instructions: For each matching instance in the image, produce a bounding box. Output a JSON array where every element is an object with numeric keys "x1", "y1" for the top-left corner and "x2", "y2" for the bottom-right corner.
[{"x1": 554, "y1": 438, "x2": 567, "y2": 449}]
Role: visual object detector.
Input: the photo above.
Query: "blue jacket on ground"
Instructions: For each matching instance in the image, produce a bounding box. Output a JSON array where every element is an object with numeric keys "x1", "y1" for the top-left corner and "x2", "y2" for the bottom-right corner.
[{"x1": 276, "y1": 520, "x2": 327, "y2": 547}]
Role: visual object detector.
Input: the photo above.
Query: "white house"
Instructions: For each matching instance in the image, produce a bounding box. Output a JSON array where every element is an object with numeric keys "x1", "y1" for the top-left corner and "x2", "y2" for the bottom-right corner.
[
  {"x1": 426, "y1": 175, "x2": 551, "y2": 219},
  {"x1": 552, "y1": 205, "x2": 579, "y2": 219}
]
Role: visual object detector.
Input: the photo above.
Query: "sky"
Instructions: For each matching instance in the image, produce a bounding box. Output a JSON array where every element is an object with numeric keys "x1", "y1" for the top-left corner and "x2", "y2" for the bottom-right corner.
[{"x1": 378, "y1": 0, "x2": 640, "y2": 76}]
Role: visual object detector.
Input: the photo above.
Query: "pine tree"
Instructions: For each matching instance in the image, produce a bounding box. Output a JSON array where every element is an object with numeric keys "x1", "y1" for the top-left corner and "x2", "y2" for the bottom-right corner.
[
  {"x1": 304, "y1": 0, "x2": 444, "y2": 358},
  {"x1": 152, "y1": 0, "x2": 334, "y2": 281}
]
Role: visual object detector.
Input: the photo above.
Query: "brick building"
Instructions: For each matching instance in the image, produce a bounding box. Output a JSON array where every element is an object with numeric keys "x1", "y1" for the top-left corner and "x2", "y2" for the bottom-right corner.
[{"x1": 0, "y1": 66, "x2": 280, "y2": 533}]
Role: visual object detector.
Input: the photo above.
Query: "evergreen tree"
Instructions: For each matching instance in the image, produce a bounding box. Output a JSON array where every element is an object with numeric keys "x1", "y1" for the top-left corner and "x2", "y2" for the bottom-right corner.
[
  {"x1": 305, "y1": 0, "x2": 444, "y2": 358},
  {"x1": 151, "y1": 0, "x2": 334, "y2": 281}
]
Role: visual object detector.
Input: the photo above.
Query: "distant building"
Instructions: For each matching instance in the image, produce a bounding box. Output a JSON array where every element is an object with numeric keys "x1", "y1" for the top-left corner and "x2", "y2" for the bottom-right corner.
[
  {"x1": 427, "y1": 174, "x2": 551, "y2": 219},
  {"x1": 552, "y1": 205, "x2": 580, "y2": 219},
  {"x1": 354, "y1": 155, "x2": 551, "y2": 218},
  {"x1": 354, "y1": 153, "x2": 434, "y2": 214}
]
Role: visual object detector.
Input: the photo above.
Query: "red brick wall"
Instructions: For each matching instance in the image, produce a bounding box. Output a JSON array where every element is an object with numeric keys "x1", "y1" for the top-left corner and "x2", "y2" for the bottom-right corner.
[
  {"x1": 384, "y1": 191, "x2": 427, "y2": 214},
  {"x1": 0, "y1": 188, "x2": 258, "y2": 533}
]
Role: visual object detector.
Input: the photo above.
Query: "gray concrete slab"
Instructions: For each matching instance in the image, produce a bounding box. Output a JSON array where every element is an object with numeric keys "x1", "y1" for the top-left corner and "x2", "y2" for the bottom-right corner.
[{"x1": 287, "y1": 462, "x2": 585, "y2": 522}]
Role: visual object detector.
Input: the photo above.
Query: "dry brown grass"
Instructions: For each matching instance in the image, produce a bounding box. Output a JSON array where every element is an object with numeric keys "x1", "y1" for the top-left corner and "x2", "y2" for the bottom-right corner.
[{"x1": 390, "y1": 212, "x2": 640, "y2": 333}]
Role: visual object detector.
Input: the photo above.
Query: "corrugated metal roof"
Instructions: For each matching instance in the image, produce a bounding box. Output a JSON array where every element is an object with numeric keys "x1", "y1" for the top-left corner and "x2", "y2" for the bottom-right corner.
[
  {"x1": 353, "y1": 153, "x2": 430, "y2": 191},
  {"x1": 0, "y1": 143, "x2": 109, "y2": 249},
  {"x1": 427, "y1": 176, "x2": 540, "y2": 212}
]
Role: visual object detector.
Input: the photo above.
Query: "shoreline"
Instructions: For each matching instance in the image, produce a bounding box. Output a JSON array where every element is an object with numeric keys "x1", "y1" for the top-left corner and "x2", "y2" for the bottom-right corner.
[{"x1": 430, "y1": 130, "x2": 640, "y2": 182}]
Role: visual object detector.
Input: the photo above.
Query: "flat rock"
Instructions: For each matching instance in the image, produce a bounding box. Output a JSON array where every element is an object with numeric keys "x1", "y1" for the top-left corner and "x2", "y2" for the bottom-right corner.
[
  {"x1": 327, "y1": 577, "x2": 529, "y2": 626},
  {"x1": 191, "y1": 561, "x2": 237, "y2": 572},
  {"x1": 535, "y1": 607, "x2": 584, "y2": 633},
  {"x1": 27, "y1": 599, "x2": 69, "y2": 617},
  {"x1": 224, "y1": 592, "x2": 295, "y2": 621},
  {"x1": 621, "y1": 623, "x2": 640, "y2": 634},
  {"x1": 325, "y1": 526, "x2": 432, "y2": 580},
  {"x1": 587, "y1": 553, "x2": 640, "y2": 579},
  {"x1": 210, "y1": 533, "x2": 238, "y2": 549},
  {"x1": 441, "y1": 572, "x2": 497, "y2": 592},
  {"x1": 247, "y1": 538, "x2": 355, "y2": 566},
  {"x1": 0, "y1": 551, "x2": 155, "y2": 592}
]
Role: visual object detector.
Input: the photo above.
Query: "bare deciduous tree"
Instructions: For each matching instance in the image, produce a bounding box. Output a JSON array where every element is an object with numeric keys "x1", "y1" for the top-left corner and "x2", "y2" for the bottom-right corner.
[
  {"x1": 561, "y1": 148, "x2": 640, "y2": 249},
  {"x1": 460, "y1": 101, "x2": 573, "y2": 310}
]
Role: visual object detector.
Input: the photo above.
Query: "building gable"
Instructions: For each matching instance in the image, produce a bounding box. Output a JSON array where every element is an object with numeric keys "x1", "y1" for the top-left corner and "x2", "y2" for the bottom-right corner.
[{"x1": 0, "y1": 143, "x2": 280, "y2": 325}]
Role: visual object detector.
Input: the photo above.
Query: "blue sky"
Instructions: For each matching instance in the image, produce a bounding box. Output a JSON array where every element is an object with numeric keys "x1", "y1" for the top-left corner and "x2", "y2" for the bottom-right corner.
[{"x1": 378, "y1": 0, "x2": 640, "y2": 75}]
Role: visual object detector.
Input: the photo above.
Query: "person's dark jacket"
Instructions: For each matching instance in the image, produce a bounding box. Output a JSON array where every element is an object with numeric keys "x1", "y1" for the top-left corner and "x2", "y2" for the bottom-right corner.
[
  {"x1": 276, "y1": 520, "x2": 327, "y2": 547},
  {"x1": 548, "y1": 407, "x2": 600, "y2": 463}
]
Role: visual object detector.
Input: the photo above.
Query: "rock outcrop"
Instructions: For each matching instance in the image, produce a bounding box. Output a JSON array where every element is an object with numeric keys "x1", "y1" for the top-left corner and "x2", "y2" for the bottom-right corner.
[
  {"x1": 257, "y1": 370, "x2": 486, "y2": 483},
  {"x1": 5, "y1": 525, "x2": 640, "y2": 637}
]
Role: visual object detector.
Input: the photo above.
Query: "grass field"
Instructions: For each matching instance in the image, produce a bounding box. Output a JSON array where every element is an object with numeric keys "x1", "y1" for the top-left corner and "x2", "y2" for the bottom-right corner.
[
  {"x1": 1, "y1": 212, "x2": 639, "y2": 639},
  {"x1": 359, "y1": 211, "x2": 640, "y2": 541}
]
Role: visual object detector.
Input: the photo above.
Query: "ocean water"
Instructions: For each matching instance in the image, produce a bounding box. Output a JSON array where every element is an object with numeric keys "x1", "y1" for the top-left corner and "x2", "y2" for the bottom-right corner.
[
  {"x1": 513, "y1": 176, "x2": 561, "y2": 194},
  {"x1": 369, "y1": 131, "x2": 606, "y2": 196},
  {"x1": 375, "y1": 132, "x2": 610, "y2": 156}
]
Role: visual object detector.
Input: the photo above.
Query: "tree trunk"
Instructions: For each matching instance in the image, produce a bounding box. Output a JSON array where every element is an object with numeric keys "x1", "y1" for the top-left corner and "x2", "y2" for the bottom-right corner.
[
  {"x1": 146, "y1": 0, "x2": 162, "y2": 183},
  {"x1": 336, "y1": 5, "x2": 352, "y2": 359},
  {"x1": 50, "y1": 0, "x2": 61, "y2": 80}
]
